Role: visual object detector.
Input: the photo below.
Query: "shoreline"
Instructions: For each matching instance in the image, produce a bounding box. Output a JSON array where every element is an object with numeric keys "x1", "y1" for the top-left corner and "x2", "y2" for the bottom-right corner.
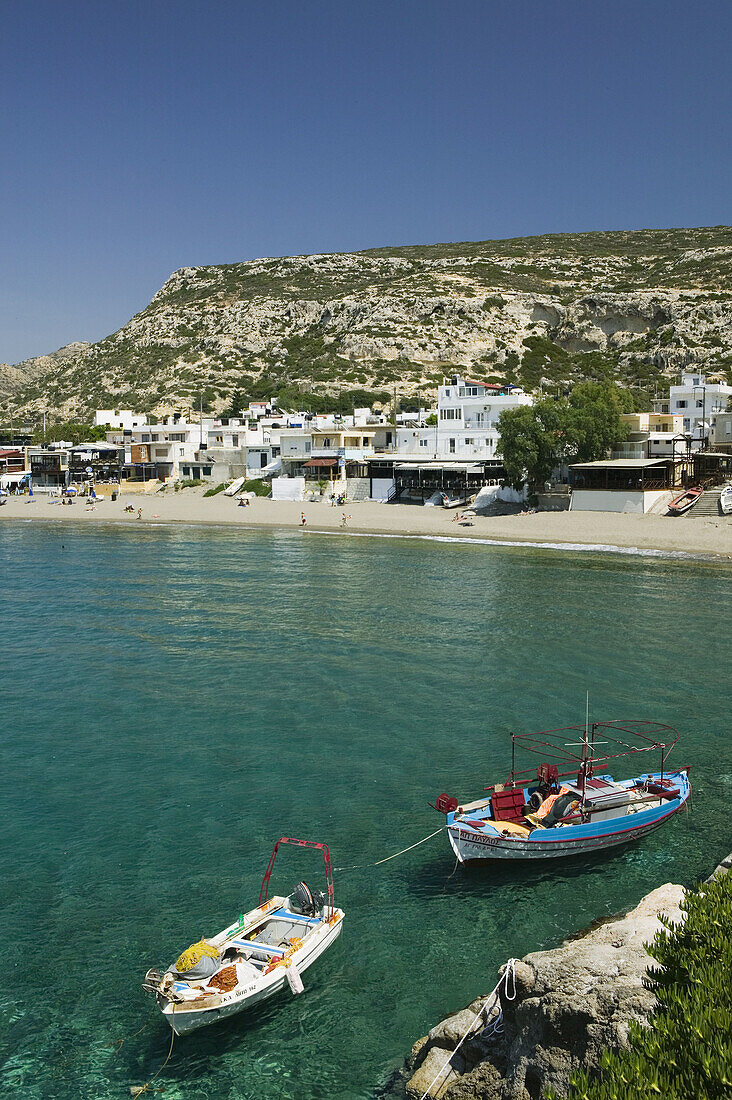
[{"x1": 1, "y1": 491, "x2": 731, "y2": 561}]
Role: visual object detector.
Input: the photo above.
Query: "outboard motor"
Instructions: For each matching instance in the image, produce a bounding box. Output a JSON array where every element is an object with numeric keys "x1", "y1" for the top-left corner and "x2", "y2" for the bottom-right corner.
[{"x1": 290, "y1": 880, "x2": 325, "y2": 916}]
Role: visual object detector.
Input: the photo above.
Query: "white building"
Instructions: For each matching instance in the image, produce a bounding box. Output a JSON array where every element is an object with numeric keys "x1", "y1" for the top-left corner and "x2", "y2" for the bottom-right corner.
[
  {"x1": 94, "y1": 409, "x2": 148, "y2": 431},
  {"x1": 105, "y1": 416, "x2": 211, "y2": 479},
  {"x1": 712, "y1": 410, "x2": 732, "y2": 451},
  {"x1": 394, "y1": 375, "x2": 532, "y2": 459},
  {"x1": 657, "y1": 372, "x2": 732, "y2": 444}
]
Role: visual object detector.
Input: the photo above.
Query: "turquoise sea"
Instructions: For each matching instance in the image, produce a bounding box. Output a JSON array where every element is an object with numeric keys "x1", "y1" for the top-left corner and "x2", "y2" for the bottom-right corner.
[{"x1": 1, "y1": 522, "x2": 731, "y2": 1099}]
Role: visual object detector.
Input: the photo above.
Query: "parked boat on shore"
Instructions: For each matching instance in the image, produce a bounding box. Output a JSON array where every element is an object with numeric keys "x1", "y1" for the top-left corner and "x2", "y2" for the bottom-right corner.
[
  {"x1": 142, "y1": 838, "x2": 344, "y2": 1034},
  {"x1": 434, "y1": 720, "x2": 690, "y2": 863},
  {"x1": 667, "y1": 486, "x2": 702, "y2": 515},
  {"x1": 720, "y1": 485, "x2": 732, "y2": 515}
]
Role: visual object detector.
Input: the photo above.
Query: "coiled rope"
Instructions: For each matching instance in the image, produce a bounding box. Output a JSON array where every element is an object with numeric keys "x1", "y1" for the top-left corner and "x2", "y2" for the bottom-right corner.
[
  {"x1": 418, "y1": 958, "x2": 518, "y2": 1100},
  {"x1": 334, "y1": 827, "x2": 445, "y2": 872}
]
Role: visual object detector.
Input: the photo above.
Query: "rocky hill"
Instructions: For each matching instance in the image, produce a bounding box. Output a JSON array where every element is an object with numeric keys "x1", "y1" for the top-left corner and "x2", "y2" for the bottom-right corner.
[{"x1": 2, "y1": 226, "x2": 732, "y2": 421}]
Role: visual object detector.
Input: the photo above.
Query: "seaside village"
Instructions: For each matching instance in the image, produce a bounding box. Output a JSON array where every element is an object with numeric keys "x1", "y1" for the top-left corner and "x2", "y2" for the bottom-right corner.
[{"x1": 1, "y1": 370, "x2": 732, "y2": 517}]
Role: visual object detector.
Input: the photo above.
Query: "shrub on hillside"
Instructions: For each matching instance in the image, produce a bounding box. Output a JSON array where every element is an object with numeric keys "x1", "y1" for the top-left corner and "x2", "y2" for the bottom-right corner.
[
  {"x1": 552, "y1": 870, "x2": 732, "y2": 1100},
  {"x1": 203, "y1": 482, "x2": 226, "y2": 497}
]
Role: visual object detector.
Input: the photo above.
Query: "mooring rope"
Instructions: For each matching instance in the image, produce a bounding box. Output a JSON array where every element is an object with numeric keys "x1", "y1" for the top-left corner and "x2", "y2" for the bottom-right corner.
[
  {"x1": 417, "y1": 958, "x2": 518, "y2": 1100},
  {"x1": 334, "y1": 827, "x2": 445, "y2": 872},
  {"x1": 129, "y1": 1008, "x2": 176, "y2": 1098}
]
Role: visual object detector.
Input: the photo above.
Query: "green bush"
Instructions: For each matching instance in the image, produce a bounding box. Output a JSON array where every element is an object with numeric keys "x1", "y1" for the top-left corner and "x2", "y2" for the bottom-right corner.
[
  {"x1": 203, "y1": 482, "x2": 226, "y2": 497},
  {"x1": 241, "y1": 479, "x2": 270, "y2": 497},
  {"x1": 553, "y1": 870, "x2": 732, "y2": 1100},
  {"x1": 178, "y1": 478, "x2": 204, "y2": 488}
]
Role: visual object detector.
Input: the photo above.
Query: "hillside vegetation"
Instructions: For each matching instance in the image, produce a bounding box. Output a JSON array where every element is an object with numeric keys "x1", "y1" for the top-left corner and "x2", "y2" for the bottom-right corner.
[{"x1": 2, "y1": 226, "x2": 731, "y2": 422}]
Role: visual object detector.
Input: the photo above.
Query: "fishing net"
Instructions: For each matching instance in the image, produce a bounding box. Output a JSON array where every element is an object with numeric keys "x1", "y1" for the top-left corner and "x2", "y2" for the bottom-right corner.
[{"x1": 172, "y1": 939, "x2": 221, "y2": 979}]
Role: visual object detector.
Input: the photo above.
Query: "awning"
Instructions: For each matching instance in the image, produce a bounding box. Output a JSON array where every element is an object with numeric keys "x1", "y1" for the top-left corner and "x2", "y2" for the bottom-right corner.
[{"x1": 303, "y1": 457, "x2": 338, "y2": 467}]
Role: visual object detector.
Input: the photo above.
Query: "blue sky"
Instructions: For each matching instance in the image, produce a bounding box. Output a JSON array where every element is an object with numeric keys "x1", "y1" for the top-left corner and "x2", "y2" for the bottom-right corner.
[{"x1": 2, "y1": 0, "x2": 730, "y2": 364}]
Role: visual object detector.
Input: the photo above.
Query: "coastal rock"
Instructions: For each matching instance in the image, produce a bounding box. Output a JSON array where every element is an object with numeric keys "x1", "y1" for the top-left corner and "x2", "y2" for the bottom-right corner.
[{"x1": 397, "y1": 882, "x2": 685, "y2": 1100}]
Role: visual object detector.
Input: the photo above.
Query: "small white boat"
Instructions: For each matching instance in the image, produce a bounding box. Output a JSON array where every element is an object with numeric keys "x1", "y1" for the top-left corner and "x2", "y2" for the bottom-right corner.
[
  {"x1": 720, "y1": 485, "x2": 732, "y2": 515},
  {"x1": 142, "y1": 838, "x2": 344, "y2": 1034},
  {"x1": 224, "y1": 477, "x2": 246, "y2": 497}
]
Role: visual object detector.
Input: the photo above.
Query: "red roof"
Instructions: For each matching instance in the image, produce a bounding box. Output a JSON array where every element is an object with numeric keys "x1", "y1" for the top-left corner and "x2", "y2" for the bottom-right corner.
[
  {"x1": 0, "y1": 449, "x2": 24, "y2": 458},
  {"x1": 464, "y1": 378, "x2": 502, "y2": 390}
]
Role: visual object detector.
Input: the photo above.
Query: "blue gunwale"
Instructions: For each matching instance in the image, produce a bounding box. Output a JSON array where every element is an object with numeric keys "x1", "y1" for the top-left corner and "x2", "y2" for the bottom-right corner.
[{"x1": 447, "y1": 770, "x2": 690, "y2": 845}]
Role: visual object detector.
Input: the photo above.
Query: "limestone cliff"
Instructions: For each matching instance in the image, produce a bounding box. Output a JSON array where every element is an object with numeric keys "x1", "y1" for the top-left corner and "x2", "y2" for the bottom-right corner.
[{"x1": 2, "y1": 226, "x2": 731, "y2": 420}]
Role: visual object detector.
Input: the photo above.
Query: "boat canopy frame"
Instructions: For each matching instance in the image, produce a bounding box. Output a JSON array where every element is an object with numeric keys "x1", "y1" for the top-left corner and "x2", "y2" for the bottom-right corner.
[
  {"x1": 495, "y1": 720, "x2": 681, "y2": 797},
  {"x1": 259, "y1": 837, "x2": 335, "y2": 919}
]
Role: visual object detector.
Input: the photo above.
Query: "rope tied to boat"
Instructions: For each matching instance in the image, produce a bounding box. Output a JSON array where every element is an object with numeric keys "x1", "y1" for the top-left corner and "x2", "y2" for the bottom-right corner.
[
  {"x1": 333, "y1": 827, "x2": 445, "y2": 872},
  {"x1": 417, "y1": 958, "x2": 518, "y2": 1100},
  {"x1": 129, "y1": 1006, "x2": 176, "y2": 1098}
]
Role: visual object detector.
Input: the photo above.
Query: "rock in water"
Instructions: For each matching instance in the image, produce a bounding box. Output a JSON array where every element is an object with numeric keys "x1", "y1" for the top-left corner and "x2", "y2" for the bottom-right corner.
[{"x1": 399, "y1": 882, "x2": 685, "y2": 1100}]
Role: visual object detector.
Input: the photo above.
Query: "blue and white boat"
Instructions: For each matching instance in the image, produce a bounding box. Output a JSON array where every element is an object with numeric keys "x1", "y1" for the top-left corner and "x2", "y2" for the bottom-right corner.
[
  {"x1": 142, "y1": 838, "x2": 344, "y2": 1034},
  {"x1": 434, "y1": 720, "x2": 690, "y2": 863}
]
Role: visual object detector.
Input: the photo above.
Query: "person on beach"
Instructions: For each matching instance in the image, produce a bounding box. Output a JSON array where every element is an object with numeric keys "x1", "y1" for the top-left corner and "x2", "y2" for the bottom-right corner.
[
  {"x1": 137, "y1": 508, "x2": 142, "y2": 519},
  {"x1": 340, "y1": 513, "x2": 350, "y2": 527},
  {"x1": 300, "y1": 512, "x2": 307, "y2": 526}
]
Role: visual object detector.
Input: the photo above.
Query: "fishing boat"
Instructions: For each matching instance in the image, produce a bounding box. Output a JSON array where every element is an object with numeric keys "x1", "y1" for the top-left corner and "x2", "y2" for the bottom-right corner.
[
  {"x1": 719, "y1": 485, "x2": 732, "y2": 515},
  {"x1": 667, "y1": 485, "x2": 702, "y2": 515},
  {"x1": 433, "y1": 720, "x2": 690, "y2": 863},
  {"x1": 142, "y1": 838, "x2": 344, "y2": 1034}
]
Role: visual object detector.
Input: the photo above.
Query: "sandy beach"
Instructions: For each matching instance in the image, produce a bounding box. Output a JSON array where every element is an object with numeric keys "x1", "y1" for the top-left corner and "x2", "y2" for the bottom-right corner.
[{"x1": 1, "y1": 487, "x2": 731, "y2": 558}]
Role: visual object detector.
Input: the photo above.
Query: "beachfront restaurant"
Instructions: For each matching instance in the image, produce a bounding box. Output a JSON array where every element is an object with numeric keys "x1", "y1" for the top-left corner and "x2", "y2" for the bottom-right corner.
[
  {"x1": 69, "y1": 443, "x2": 124, "y2": 484},
  {"x1": 367, "y1": 457, "x2": 505, "y2": 503},
  {"x1": 569, "y1": 457, "x2": 677, "y2": 513},
  {"x1": 29, "y1": 447, "x2": 70, "y2": 489}
]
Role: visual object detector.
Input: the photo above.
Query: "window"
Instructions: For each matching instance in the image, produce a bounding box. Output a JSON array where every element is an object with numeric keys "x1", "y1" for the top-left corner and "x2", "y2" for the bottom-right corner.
[
  {"x1": 362, "y1": 437, "x2": 369, "y2": 446},
  {"x1": 322, "y1": 438, "x2": 331, "y2": 448},
  {"x1": 465, "y1": 438, "x2": 473, "y2": 445},
  {"x1": 677, "y1": 400, "x2": 687, "y2": 409},
  {"x1": 419, "y1": 438, "x2": 428, "y2": 447},
  {"x1": 440, "y1": 408, "x2": 460, "y2": 420},
  {"x1": 182, "y1": 466, "x2": 190, "y2": 476},
  {"x1": 305, "y1": 442, "x2": 311, "y2": 453},
  {"x1": 202, "y1": 466, "x2": 212, "y2": 476},
  {"x1": 232, "y1": 435, "x2": 239, "y2": 447},
  {"x1": 449, "y1": 438, "x2": 456, "y2": 453}
]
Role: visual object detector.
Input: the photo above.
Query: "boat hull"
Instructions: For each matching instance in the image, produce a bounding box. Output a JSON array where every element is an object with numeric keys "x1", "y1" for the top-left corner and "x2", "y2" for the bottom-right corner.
[
  {"x1": 446, "y1": 772, "x2": 689, "y2": 863},
  {"x1": 161, "y1": 913, "x2": 344, "y2": 1035}
]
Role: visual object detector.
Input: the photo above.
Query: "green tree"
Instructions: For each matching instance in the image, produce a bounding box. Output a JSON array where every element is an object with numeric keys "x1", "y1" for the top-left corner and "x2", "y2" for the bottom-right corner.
[
  {"x1": 34, "y1": 421, "x2": 108, "y2": 445},
  {"x1": 567, "y1": 381, "x2": 627, "y2": 462},
  {"x1": 497, "y1": 383, "x2": 628, "y2": 488},
  {"x1": 497, "y1": 397, "x2": 572, "y2": 488}
]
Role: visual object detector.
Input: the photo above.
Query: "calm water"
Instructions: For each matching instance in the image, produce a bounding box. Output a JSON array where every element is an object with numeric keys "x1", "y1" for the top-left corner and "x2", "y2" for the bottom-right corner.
[{"x1": 1, "y1": 523, "x2": 731, "y2": 1099}]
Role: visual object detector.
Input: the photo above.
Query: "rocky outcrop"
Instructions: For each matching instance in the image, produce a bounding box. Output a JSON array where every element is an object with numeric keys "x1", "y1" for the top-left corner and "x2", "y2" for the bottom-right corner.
[
  {"x1": 388, "y1": 883, "x2": 686, "y2": 1100},
  {"x1": 385, "y1": 852, "x2": 732, "y2": 1100},
  {"x1": 2, "y1": 227, "x2": 731, "y2": 420}
]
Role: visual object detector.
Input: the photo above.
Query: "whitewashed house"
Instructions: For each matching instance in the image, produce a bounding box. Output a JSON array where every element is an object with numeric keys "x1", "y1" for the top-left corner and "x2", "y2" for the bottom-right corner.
[{"x1": 657, "y1": 372, "x2": 732, "y2": 444}]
